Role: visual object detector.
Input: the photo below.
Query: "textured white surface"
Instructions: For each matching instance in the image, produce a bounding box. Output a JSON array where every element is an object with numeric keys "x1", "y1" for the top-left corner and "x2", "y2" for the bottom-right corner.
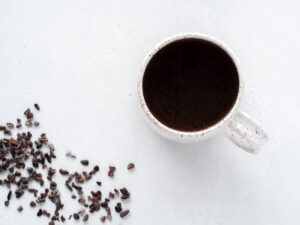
[{"x1": 0, "y1": 0, "x2": 299, "y2": 224}]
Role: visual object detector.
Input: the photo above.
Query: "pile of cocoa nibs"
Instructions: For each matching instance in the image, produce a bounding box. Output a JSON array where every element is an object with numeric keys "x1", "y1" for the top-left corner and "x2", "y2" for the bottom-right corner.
[{"x1": 0, "y1": 104, "x2": 135, "y2": 224}]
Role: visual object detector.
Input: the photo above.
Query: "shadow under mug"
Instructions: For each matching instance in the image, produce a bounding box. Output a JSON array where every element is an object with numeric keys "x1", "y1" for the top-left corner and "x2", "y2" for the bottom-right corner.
[{"x1": 137, "y1": 33, "x2": 268, "y2": 154}]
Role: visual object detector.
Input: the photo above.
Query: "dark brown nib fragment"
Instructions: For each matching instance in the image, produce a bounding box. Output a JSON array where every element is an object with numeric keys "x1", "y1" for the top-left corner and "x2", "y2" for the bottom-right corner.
[
  {"x1": 30, "y1": 201, "x2": 36, "y2": 207},
  {"x1": 100, "y1": 216, "x2": 106, "y2": 223},
  {"x1": 50, "y1": 181, "x2": 57, "y2": 190},
  {"x1": 4, "y1": 128, "x2": 11, "y2": 135},
  {"x1": 93, "y1": 165, "x2": 99, "y2": 172},
  {"x1": 6, "y1": 122, "x2": 14, "y2": 129},
  {"x1": 34, "y1": 103, "x2": 40, "y2": 111},
  {"x1": 59, "y1": 169, "x2": 69, "y2": 175},
  {"x1": 78, "y1": 197, "x2": 86, "y2": 204},
  {"x1": 108, "y1": 166, "x2": 116, "y2": 177},
  {"x1": 24, "y1": 108, "x2": 33, "y2": 119},
  {"x1": 65, "y1": 182, "x2": 73, "y2": 192},
  {"x1": 37, "y1": 209, "x2": 43, "y2": 217},
  {"x1": 100, "y1": 202, "x2": 108, "y2": 208},
  {"x1": 120, "y1": 187, "x2": 130, "y2": 200},
  {"x1": 71, "y1": 182, "x2": 82, "y2": 191},
  {"x1": 127, "y1": 163, "x2": 135, "y2": 170},
  {"x1": 109, "y1": 192, "x2": 115, "y2": 199},
  {"x1": 73, "y1": 213, "x2": 80, "y2": 220},
  {"x1": 80, "y1": 160, "x2": 89, "y2": 166},
  {"x1": 15, "y1": 189, "x2": 24, "y2": 198},
  {"x1": 7, "y1": 190, "x2": 12, "y2": 201},
  {"x1": 9, "y1": 137, "x2": 19, "y2": 145},
  {"x1": 120, "y1": 209, "x2": 130, "y2": 218},
  {"x1": 17, "y1": 205, "x2": 23, "y2": 212},
  {"x1": 16, "y1": 118, "x2": 22, "y2": 128},
  {"x1": 115, "y1": 202, "x2": 122, "y2": 213},
  {"x1": 83, "y1": 214, "x2": 89, "y2": 222},
  {"x1": 25, "y1": 120, "x2": 33, "y2": 127}
]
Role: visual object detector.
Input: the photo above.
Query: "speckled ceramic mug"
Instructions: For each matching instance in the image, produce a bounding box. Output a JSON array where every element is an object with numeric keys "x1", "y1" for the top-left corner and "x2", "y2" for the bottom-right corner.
[{"x1": 138, "y1": 33, "x2": 268, "y2": 154}]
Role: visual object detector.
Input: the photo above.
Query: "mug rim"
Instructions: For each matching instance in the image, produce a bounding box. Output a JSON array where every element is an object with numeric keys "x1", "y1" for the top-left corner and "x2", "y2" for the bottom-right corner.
[{"x1": 138, "y1": 33, "x2": 244, "y2": 139}]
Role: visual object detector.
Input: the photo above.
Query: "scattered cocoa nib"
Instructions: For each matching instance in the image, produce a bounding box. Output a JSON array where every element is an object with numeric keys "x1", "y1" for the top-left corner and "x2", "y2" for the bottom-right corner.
[
  {"x1": 83, "y1": 214, "x2": 89, "y2": 222},
  {"x1": 100, "y1": 202, "x2": 108, "y2": 208},
  {"x1": 60, "y1": 215, "x2": 65, "y2": 222},
  {"x1": 37, "y1": 209, "x2": 43, "y2": 217},
  {"x1": 78, "y1": 197, "x2": 86, "y2": 204},
  {"x1": 65, "y1": 182, "x2": 73, "y2": 192},
  {"x1": 34, "y1": 103, "x2": 40, "y2": 111},
  {"x1": 42, "y1": 209, "x2": 50, "y2": 217},
  {"x1": 4, "y1": 128, "x2": 12, "y2": 135},
  {"x1": 108, "y1": 166, "x2": 116, "y2": 177},
  {"x1": 6, "y1": 123, "x2": 14, "y2": 129},
  {"x1": 105, "y1": 206, "x2": 111, "y2": 216},
  {"x1": 30, "y1": 201, "x2": 36, "y2": 207},
  {"x1": 85, "y1": 174, "x2": 92, "y2": 181},
  {"x1": 100, "y1": 216, "x2": 106, "y2": 223},
  {"x1": 109, "y1": 192, "x2": 115, "y2": 199},
  {"x1": 51, "y1": 215, "x2": 59, "y2": 221},
  {"x1": 7, "y1": 190, "x2": 12, "y2": 200},
  {"x1": 17, "y1": 205, "x2": 23, "y2": 212},
  {"x1": 65, "y1": 151, "x2": 76, "y2": 159},
  {"x1": 16, "y1": 118, "x2": 22, "y2": 128},
  {"x1": 120, "y1": 187, "x2": 130, "y2": 200},
  {"x1": 25, "y1": 120, "x2": 33, "y2": 127},
  {"x1": 75, "y1": 175, "x2": 84, "y2": 183},
  {"x1": 115, "y1": 202, "x2": 122, "y2": 213},
  {"x1": 15, "y1": 189, "x2": 24, "y2": 198},
  {"x1": 24, "y1": 108, "x2": 33, "y2": 119},
  {"x1": 93, "y1": 165, "x2": 99, "y2": 172},
  {"x1": 80, "y1": 160, "x2": 89, "y2": 166},
  {"x1": 127, "y1": 163, "x2": 135, "y2": 170},
  {"x1": 50, "y1": 182, "x2": 57, "y2": 190},
  {"x1": 71, "y1": 182, "x2": 82, "y2": 191},
  {"x1": 0, "y1": 105, "x2": 134, "y2": 223},
  {"x1": 107, "y1": 214, "x2": 112, "y2": 221},
  {"x1": 9, "y1": 138, "x2": 18, "y2": 146},
  {"x1": 59, "y1": 169, "x2": 69, "y2": 175},
  {"x1": 73, "y1": 213, "x2": 80, "y2": 220},
  {"x1": 120, "y1": 209, "x2": 130, "y2": 218}
]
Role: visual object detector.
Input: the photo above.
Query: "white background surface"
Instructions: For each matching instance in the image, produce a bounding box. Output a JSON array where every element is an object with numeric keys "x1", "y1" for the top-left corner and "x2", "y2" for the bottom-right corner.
[{"x1": 0, "y1": 0, "x2": 299, "y2": 224}]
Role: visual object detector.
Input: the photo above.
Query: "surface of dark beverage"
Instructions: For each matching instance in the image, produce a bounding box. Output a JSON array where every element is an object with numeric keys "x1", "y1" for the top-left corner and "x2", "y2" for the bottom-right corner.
[{"x1": 142, "y1": 38, "x2": 239, "y2": 132}]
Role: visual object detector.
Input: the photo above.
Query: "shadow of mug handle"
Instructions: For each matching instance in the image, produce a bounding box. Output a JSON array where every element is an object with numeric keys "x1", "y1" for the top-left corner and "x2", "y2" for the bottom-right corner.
[{"x1": 224, "y1": 111, "x2": 269, "y2": 154}]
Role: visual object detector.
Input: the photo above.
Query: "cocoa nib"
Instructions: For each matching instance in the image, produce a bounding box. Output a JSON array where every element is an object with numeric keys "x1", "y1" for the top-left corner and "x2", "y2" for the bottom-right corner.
[
  {"x1": 80, "y1": 160, "x2": 89, "y2": 166},
  {"x1": 108, "y1": 166, "x2": 116, "y2": 177},
  {"x1": 120, "y1": 209, "x2": 130, "y2": 218}
]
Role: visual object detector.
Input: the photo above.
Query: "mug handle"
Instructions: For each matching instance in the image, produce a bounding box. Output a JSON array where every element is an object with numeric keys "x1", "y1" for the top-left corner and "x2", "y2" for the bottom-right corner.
[{"x1": 224, "y1": 111, "x2": 268, "y2": 154}]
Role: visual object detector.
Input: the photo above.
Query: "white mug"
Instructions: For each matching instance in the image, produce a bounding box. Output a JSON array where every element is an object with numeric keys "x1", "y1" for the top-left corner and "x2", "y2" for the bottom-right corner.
[{"x1": 137, "y1": 33, "x2": 268, "y2": 154}]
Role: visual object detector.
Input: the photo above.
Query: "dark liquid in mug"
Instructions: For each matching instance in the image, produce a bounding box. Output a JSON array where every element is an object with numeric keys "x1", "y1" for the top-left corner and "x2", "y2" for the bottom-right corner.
[{"x1": 142, "y1": 38, "x2": 239, "y2": 132}]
